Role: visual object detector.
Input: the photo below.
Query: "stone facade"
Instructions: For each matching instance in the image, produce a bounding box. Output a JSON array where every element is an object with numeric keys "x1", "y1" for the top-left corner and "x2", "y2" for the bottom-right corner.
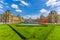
[
  {"x1": 0, "y1": 10, "x2": 24, "y2": 23},
  {"x1": 40, "y1": 10, "x2": 60, "y2": 23},
  {"x1": 48, "y1": 10, "x2": 58, "y2": 23},
  {"x1": 40, "y1": 14, "x2": 47, "y2": 20}
]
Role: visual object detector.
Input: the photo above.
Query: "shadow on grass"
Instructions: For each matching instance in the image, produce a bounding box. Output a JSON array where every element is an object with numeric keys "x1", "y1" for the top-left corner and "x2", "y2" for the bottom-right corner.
[
  {"x1": 7, "y1": 24, "x2": 55, "y2": 40},
  {"x1": 7, "y1": 24, "x2": 26, "y2": 40},
  {"x1": 15, "y1": 24, "x2": 48, "y2": 27},
  {"x1": 44, "y1": 25, "x2": 56, "y2": 40}
]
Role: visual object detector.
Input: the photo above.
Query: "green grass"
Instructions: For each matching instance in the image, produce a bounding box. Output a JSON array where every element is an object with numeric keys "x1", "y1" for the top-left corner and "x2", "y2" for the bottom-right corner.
[
  {"x1": 46, "y1": 25, "x2": 60, "y2": 40},
  {"x1": 10, "y1": 24, "x2": 55, "y2": 40},
  {"x1": 0, "y1": 24, "x2": 60, "y2": 40},
  {"x1": 0, "y1": 24, "x2": 22, "y2": 40}
]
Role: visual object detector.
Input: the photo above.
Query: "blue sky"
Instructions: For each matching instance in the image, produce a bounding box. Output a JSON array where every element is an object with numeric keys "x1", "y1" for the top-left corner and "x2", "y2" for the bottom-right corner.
[{"x1": 0, "y1": 0, "x2": 60, "y2": 19}]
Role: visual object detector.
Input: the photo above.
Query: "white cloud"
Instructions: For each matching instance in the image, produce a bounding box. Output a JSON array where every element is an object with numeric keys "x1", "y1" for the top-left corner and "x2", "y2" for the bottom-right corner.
[
  {"x1": 45, "y1": 0, "x2": 60, "y2": 15},
  {"x1": 0, "y1": 4, "x2": 3, "y2": 8},
  {"x1": 0, "y1": 6, "x2": 3, "y2": 8},
  {"x1": 31, "y1": 15, "x2": 40, "y2": 19},
  {"x1": 54, "y1": 7, "x2": 60, "y2": 14},
  {"x1": 6, "y1": 6, "x2": 9, "y2": 8},
  {"x1": 23, "y1": 14, "x2": 40, "y2": 19},
  {"x1": 0, "y1": 9, "x2": 4, "y2": 13},
  {"x1": 46, "y1": 0, "x2": 60, "y2": 8},
  {"x1": 11, "y1": 4, "x2": 22, "y2": 13},
  {"x1": 20, "y1": 4, "x2": 24, "y2": 6},
  {"x1": 11, "y1": 4, "x2": 22, "y2": 12},
  {"x1": 16, "y1": 9, "x2": 22, "y2": 12},
  {"x1": 20, "y1": 0, "x2": 29, "y2": 6},
  {"x1": 11, "y1": 4, "x2": 19, "y2": 9},
  {"x1": 46, "y1": 0, "x2": 56, "y2": 6},
  {"x1": 24, "y1": 15, "x2": 31, "y2": 19},
  {"x1": 13, "y1": 0, "x2": 20, "y2": 1},
  {"x1": 40, "y1": 9, "x2": 50, "y2": 16},
  {"x1": 0, "y1": 1, "x2": 4, "y2": 4},
  {"x1": 40, "y1": 9, "x2": 48, "y2": 13},
  {"x1": 13, "y1": 0, "x2": 29, "y2": 6},
  {"x1": 0, "y1": 0, "x2": 8, "y2": 6}
]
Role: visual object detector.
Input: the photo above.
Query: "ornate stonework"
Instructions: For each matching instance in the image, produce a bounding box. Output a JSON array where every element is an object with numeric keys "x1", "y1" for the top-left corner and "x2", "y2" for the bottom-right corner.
[
  {"x1": 40, "y1": 10, "x2": 60, "y2": 23},
  {"x1": 0, "y1": 10, "x2": 24, "y2": 23}
]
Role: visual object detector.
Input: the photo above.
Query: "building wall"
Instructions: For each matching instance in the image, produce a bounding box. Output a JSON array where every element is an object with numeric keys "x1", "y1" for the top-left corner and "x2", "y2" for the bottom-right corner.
[
  {"x1": 40, "y1": 10, "x2": 60, "y2": 23},
  {"x1": 57, "y1": 15, "x2": 60, "y2": 23},
  {"x1": 0, "y1": 10, "x2": 24, "y2": 23},
  {"x1": 47, "y1": 10, "x2": 58, "y2": 23}
]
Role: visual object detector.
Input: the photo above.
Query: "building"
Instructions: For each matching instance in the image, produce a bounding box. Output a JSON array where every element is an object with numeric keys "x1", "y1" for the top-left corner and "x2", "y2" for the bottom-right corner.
[
  {"x1": 48, "y1": 10, "x2": 58, "y2": 23},
  {"x1": 0, "y1": 10, "x2": 24, "y2": 23},
  {"x1": 39, "y1": 20, "x2": 48, "y2": 24},
  {"x1": 24, "y1": 17, "x2": 39, "y2": 24},
  {"x1": 40, "y1": 14, "x2": 48, "y2": 24},
  {"x1": 40, "y1": 10, "x2": 60, "y2": 23}
]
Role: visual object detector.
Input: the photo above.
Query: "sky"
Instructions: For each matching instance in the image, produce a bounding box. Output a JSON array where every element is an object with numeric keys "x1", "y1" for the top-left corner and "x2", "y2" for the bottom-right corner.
[{"x1": 0, "y1": 0, "x2": 60, "y2": 19}]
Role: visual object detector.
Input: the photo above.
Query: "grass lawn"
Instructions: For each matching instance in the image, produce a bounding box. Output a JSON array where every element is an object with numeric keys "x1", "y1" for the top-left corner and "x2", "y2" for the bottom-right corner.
[
  {"x1": 0, "y1": 24, "x2": 60, "y2": 40},
  {"x1": 10, "y1": 24, "x2": 55, "y2": 40},
  {"x1": 0, "y1": 24, "x2": 22, "y2": 40},
  {"x1": 46, "y1": 25, "x2": 60, "y2": 40}
]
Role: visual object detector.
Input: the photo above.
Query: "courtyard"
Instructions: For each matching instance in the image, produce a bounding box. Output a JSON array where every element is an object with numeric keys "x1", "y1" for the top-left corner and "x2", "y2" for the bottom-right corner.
[{"x1": 0, "y1": 24, "x2": 60, "y2": 40}]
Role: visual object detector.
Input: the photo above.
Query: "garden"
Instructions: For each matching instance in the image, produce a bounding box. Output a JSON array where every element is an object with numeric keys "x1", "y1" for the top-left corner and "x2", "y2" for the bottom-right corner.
[{"x1": 0, "y1": 24, "x2": 60, "y2": 40}]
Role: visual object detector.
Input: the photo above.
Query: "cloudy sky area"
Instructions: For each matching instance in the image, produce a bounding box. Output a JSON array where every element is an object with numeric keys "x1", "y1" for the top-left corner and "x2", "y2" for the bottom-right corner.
[{"x1": 0, "y1": 0, "x2": 60, "y2": 19}]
